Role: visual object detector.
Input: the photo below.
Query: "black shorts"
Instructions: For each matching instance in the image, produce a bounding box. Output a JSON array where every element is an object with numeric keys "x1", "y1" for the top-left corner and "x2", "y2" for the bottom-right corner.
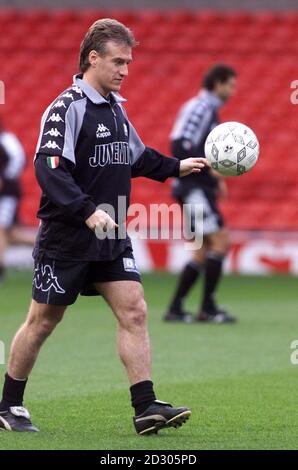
[
  {"x1": 32, "y1": 247, "x2": 141, "y2": 306},
  {"x1": 182, "y1": 188, "x2": 224, "y2": 236},
  {"x1": 0, "y1": 196, "x2": 19, "y2": 229}
]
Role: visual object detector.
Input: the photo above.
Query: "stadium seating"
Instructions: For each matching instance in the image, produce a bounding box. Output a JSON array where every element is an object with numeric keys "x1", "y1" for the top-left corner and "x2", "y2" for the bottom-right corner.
[{"x1": 0, "y1": 9, "x2": 297, "y2": 229}]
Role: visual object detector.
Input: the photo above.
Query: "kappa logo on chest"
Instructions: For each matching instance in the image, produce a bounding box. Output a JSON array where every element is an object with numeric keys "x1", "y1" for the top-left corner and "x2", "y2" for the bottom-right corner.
[{"x1": 96, "y1": 123, "x2": 112, "y2": 139}]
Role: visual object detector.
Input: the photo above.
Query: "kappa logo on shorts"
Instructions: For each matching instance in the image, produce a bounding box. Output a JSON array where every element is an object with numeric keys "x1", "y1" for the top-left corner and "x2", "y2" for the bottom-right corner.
[
  {"x1": 33, "y1": 263, "x2": 65, "y2": 294},
  {"x1": 123, "y1": 257, "x2": 139, "y2": 274}
]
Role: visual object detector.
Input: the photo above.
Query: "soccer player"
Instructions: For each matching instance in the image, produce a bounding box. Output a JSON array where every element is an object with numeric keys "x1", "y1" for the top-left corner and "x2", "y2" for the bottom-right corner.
[
  {"x1": 164, "y1": 64, "x2": 237, "y2": 324},
  {"x1": 0, "y1": 119, "x2": 34, "y2": 284},
  {"x1": 0, "y1": 19, "x2": 208, "y2": 435}
]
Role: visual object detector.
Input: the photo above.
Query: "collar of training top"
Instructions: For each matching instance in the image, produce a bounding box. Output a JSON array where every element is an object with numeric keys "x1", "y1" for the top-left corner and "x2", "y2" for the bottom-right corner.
[
  {"x1": 199, "y1": 89, "x2": 224, "y2": 108},
  {"x1": 73, "y1": 74, "x2": 127, "y2": 105}
]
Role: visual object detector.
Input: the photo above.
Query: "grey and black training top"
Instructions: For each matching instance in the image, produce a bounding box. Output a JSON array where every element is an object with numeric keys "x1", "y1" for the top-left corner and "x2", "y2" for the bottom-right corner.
[
  {"x1": 33, "y1": 74, "x2": 180, "y2": 261},
  {"x1": 170, "y1": 89, "x2": 223, "y2": 199}
]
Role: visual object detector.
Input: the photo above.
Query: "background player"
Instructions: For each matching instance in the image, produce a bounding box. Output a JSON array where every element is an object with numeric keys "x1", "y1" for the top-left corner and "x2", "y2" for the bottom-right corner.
[
  {"x1": 0, "y1": 118, "x2": 35, "y2": 284},
  {"x1": 165, "y1": 64, "x2": 237, "y2": 324}
]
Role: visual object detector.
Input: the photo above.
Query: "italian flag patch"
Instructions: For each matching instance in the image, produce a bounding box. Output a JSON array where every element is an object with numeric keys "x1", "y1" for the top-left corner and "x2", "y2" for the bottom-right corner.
[{"x1": 47, "y1": 156, "x2": 60, "y2": 169}]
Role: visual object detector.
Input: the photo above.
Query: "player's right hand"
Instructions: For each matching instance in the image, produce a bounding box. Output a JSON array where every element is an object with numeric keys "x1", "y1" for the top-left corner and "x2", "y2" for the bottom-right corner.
[
  {"x1": 85, "y1": 209, "x2": 118, "y2": 233},
  {"x1": 179, "y1": 157, "x2": 210, "y2": 177}
]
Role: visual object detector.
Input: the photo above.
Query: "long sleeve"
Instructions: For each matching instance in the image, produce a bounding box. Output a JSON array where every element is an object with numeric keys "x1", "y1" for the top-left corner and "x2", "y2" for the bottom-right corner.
[
  {"x1": 35, "y1": 154, "x2": 96, "y2": 223},
  {"x1": 126, "y1": 117, "x2": 180, "y2": 181},
  {"x1": 131, "y1": 147, "x2": 180, "y2": 182},
  {"x1": 170, "y1": 94, "x2": 214, "y2": 158}
]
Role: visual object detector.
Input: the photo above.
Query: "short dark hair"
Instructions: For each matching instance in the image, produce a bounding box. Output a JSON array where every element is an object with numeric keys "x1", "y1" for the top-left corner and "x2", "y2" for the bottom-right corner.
[
  {"x1": 202, "y1": 64, "x2": 237, "y2": 91},
  {"x1": 79, "y1": 18, "x2": 137, "y2": 73}
]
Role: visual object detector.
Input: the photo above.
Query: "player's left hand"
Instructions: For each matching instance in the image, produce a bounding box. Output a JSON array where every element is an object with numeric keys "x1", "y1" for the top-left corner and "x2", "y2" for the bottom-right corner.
[{"x1": 179, "y1": 158, "x2": 210, "y2": 177}]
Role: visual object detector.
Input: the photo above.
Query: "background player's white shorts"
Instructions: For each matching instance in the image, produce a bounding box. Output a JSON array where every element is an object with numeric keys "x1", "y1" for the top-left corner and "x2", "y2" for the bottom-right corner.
[
  {"x1": 184, "y1": 188, "x2": 224, "y2": 236},
  {"x1": 0, "y1": 196, "x2": 18, "y2": 229}
]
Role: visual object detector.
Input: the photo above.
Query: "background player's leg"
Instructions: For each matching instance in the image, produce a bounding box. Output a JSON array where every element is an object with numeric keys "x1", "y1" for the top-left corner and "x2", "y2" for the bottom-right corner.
[
  {"x1": 9, "y1": 225, "x2": 36, "y2": 246},
  {"x1": 201, "y1": 228, "x2": 230, "y2": 313},
  {"x1": 0, "y1": 227, "x2": 8, "y2": 283},
  {"x1": 0, "y1": 197, "x2": 20, "y2": 283},
  {"x1": 0, "y1": 300, "x2": 67, "y2": 412},
  {"x1": 198, "y1": 228, "x2": 235, "y2": 321},
  {"x1": 164, "y1": 245, "x2": 207, "y2": 322},
  {"x1": 96, "y1": 280, "x2": 150, "y2": 385}
]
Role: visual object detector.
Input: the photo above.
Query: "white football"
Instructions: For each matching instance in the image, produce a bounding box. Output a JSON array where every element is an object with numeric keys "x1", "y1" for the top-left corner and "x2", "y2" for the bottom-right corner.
[{"x1": 204, "y1": 121, "x2": 259, "y2": 176}]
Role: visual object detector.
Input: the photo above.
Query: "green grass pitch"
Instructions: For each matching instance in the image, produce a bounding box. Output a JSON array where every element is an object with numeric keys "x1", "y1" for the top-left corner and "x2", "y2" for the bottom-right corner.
[{"x1": 0, "y1": 270, "x2": 297, "y2": 450}]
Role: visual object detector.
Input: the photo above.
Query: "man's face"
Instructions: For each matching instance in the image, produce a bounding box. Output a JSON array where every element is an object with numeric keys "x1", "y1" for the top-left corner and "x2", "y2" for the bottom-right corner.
[
  {"x1": 214, "y1": 76, "x2": 237, "y2": 102},
  {"x1": 89, "y1": 41, "x2": 132, "y2": 95}
]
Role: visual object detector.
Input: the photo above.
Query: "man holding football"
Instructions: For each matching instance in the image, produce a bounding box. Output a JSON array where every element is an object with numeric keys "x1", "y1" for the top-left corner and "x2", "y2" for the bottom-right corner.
[{"x1": 0, "y1": 19, "x2": 208, "y2": 435}]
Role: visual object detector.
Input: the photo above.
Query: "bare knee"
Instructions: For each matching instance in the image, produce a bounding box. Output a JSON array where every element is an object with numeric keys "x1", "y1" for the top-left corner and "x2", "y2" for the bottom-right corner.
[
  {"x1": 192, "y1": 247, "x2": 207, "y2": 264},
  {"x1": 27, "y1": 317, "x2": 59, "y2": 341},
  {"x1": 0, "y1": 227, "x2": 8, "y2": 254},
  {"x1": 118, "y1": 296, "x2": 148, "y2": 330},
  {"x1": 208, "y1": 229, "x2": 231, "y2": 256},
  {"x1": 25, "y1": 302, "x2": 65, "y2": 342}
]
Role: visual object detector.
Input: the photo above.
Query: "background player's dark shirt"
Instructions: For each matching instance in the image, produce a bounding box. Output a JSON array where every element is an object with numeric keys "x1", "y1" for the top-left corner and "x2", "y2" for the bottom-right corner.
[
  {"x1": 0, "y1": 131, "x2": 25, "y2": 198},
  {"x1": 170, "y1": 89, "x2": 223, "y2": 199},
  {"x1": 33, "y1": 74, "x2": 180, "y2": 261}
]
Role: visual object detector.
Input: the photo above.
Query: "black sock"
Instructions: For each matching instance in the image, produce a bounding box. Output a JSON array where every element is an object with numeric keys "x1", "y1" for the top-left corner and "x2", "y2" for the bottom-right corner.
[
  {"x1": 130, "y1": 380, "x2": 156, "y2": 416},
  {"x1": 169, "y1": 261, "x2": 201, "y2": 312},
  {"x1": 201, "y1": 252, "x2": 224, "y2": 313},
  {"x1": 0, "y1": 373, "x2": 28, "y2": 412},
  {"x1": 0, "y1": 265, "x2": 5, "y2": 282}
]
